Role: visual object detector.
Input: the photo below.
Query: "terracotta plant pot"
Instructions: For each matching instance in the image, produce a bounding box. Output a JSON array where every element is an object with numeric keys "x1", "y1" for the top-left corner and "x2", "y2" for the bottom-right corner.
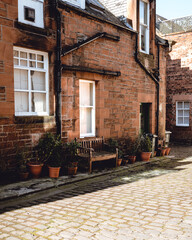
[
  {"x1": 140, "y1": 152, "x2": 152, "y2": 162},
  {"x1": 68, "y1": 166, "x2": 78, "y2": 176},
  {"x1": 28, "y1": 163, "x2": 43, "y2": 178},
  {"x1": 48, "y1": 166, "x2": 61, "y2": 178},
  {"x1": 19, "y1": 172, "x2": 29, "y2": 180},
  {"x1": 153, "y1": 151, "x2": 157, "y2": 157},
  {"x1": 117, "y1": 158, "x2": 122, "y2": 166},
  {"x1": 122, "y1": 159, "x2": 129, "y2": 165},
  {"x1": 165, "y1": 147, "x2": 171, "y2": 155},
  {"x1": 127, "y1": 156, "x2": 136, "y2": 164},
  {"x1": 159, "y1": 148, "x2": 166, "y2": 156}
]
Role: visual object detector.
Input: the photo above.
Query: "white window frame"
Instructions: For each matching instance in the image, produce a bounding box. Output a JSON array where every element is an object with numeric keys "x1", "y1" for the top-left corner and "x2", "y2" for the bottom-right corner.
[
  {"x1": 176, "y1": 101, "x2": 190, "y2": 127},
  {"x1": 139, "y1": 0, "x2": 150, "y2": 54},
  {"x1": 79, "y1": 80, "x2": 95, "y2": 138},
  {"x1": 13, "y1": 47, "x2": 49, "y2": 116},
  {"x1": 61, "y1": 0, "x2": 85, "y2": 9},
  {"x1": 18, "y1": 0, "x2": 44, "y2": 28}
]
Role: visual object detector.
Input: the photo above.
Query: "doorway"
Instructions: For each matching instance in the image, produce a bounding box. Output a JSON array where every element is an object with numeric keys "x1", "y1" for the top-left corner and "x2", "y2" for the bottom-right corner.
[{"x1": 140, "y1": 103, "x2": 151, "y2": 134}]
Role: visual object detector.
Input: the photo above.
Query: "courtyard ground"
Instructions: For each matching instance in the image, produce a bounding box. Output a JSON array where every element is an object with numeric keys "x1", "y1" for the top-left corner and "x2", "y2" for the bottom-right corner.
[{"x1": 0, "y1": 145, "x2": 192, "y2": 240}]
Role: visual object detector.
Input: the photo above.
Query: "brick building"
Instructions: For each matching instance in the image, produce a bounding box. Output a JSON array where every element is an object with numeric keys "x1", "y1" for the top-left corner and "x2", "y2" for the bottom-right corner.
[
  {"x1": 157, "y1": 16, "x2": 192, "y2": 143},
  {"x1": 0, "y1": 0, "x2": 168, "y2": 170}
]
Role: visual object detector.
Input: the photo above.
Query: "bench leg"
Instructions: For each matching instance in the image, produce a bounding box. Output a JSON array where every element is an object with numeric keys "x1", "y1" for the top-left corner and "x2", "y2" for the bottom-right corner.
[
  {"x1": 116, "y1": 148, "x2": 118, "y2": 168},
  {"x1": 89, "y1": 160, "x2": 92, "y2": 174}
]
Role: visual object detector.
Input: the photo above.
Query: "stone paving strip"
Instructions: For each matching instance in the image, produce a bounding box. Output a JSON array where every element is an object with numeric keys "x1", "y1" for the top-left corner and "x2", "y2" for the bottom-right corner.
[{"x1": 0, "y1": 147, "x2": 192, "y2": 239}]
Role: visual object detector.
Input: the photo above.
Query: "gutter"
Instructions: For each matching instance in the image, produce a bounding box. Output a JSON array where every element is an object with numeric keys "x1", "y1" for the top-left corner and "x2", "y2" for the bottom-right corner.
[
  {"x1": 134, "y1": 34, "x2": 160, "y2": 136},
  {"x1": 62, "y1": 65, "x2": 121, "y2": 76},
  {"x1": 54, "y1": 0, "x2": 62, "y2": 137}
]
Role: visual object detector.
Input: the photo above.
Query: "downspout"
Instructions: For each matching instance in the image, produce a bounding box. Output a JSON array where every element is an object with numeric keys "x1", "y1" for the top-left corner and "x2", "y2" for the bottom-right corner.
[
  {"x1": 53, "y1": 0, "x2": 62, "y2": 137},
  {"x1": 135, "y1": 33, "x2": 159, "y2": 135}
]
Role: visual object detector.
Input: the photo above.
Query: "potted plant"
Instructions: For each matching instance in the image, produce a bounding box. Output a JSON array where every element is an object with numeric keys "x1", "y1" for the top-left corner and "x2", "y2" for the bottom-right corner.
[
  {"x1": 29, "y1": 133, "x2": 57, "y2": 178},
  {"x1": 107, "y1": 138, "x2": 122, "y2": 166},
  {"x1": 15, "y1": 147, "x2": 29, "y2": 180},
  {"x1": 47, "y1": 137, "x2": 63, "y2": 178},
  {"x1": 125, "y1": 137, "x2": 139, "y2": 164},
  {"x1": 64, "y1": 141, "x2": 79, "y2": 175},
  {"x1": 139, "y1": 135, "x2": 152, "y2": 162}
]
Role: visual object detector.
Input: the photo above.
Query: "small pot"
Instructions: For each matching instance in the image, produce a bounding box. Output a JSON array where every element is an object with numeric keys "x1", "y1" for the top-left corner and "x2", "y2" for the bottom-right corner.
[
  {"x1": 117, "y1": 158, "x2": 122, "y2": 166},
  {"x1": 127, "y1": 156, "x2": 136, "y2": 164},
  {"x1": 28, "y1": 163, "x2": 43, "y2": 178},
  {"x1": 165, "y1": 147, "x2": 171, "y2": 155},
  {"x1": 122, "y1": 159, "x2": 129, "y2": 165},
  {"x1": 19, "y1": 172, "x2": 29, "y2": 180},
  {"x1": 159, "y1": 148, "x2": 166, "y2": 156},
  {"x1": 48, "y1": 166, "x2": 61, "y2": 178},
  {"x1": 68, "y1": 166, "x2": 78, "y2": 176},
  {"x1": 153, "y1": 151, "x2": 157, "y2": 157},
  {"x1": 140, "y1": 152, "x2": 151, "y2": 162}
]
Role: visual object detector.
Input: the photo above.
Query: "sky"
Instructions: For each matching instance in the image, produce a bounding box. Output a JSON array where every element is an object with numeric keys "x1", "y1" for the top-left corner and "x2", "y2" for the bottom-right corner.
[{"x1": 156, "y1": 0, "x2": 192, "y2": 20}]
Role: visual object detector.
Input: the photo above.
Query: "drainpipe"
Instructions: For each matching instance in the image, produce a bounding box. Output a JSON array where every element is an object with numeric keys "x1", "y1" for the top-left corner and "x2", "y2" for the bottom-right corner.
[
  {"x1": 53, "y1": 0, "x2": 62, "y2": 137},
  {"x1": 135, "y1": 33, "x2": 159, "y2": 136}
]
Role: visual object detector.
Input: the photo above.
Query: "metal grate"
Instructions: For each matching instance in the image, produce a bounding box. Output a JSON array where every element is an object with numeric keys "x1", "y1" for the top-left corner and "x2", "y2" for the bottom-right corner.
[{"x1": 157, "y1": 15, "x2": 192, "y2": 35}]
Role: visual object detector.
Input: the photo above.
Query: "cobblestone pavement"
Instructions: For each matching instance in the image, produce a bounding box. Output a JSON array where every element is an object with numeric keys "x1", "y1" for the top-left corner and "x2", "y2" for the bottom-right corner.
[{"x1": 1, "y1": 146, "x2": 192, "y2": 240}]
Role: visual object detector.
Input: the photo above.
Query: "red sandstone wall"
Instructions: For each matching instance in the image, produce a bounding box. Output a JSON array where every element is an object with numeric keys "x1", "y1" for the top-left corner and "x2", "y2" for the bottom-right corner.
[
  {"x1": 166, "y1": 32, "x2": 192, "y2": 143},
  {"x1": 0, "y1": 0, "x2": 57, "y2": 169}
]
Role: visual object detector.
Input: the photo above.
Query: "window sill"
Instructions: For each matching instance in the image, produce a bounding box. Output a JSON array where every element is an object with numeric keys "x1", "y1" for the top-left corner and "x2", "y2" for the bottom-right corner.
[
  {"x1": 14, "y1": 116, "x2": 55, "y2": 124},
  {"x1": 15, "y1": 21, "x2": 49, "y2": 36}
]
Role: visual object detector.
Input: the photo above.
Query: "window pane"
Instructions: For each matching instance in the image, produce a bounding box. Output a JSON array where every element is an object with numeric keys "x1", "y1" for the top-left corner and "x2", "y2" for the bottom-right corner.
[
  {"x1": 141, "y1": 25, "x2": 146, "y2": 51},
  {"x1": 37, "y1": 55, "x2": 44, "y2": 61},
  {"x1": 15, "y1": 92, "x2": 29, "y2": 112},
  {"x1": 184, "y1": 102, "x2": 189, "y2": 109},
  {"x1": 20, "y1": 59, "x2": 27, "y2": 66},
  {"x1": 140, "y1": 1, "x2": 144, "y2": 24},
  {"x1": 178, "y1": 117, "x2": 183, "y2": 124},
  {"x1": 14, "y1": 50, "x2": 19, "y2": 57},
  {"x1": 37, "y1": 62, "x2": 44, "y2": 69},
  {"x1": 177, "y1": 102, "x2": 183, "y2": 109},
  {"x1": 80, "y1": 108, "x2": 92, "y2": 134},
  {"x1": 31, "y1": 93, "x2": 46, "y2": 112},
  {"x1": 144, "y1": 2, "x2": 148, "y2": 24},
  {"x1": 184, "y1": 117, "x2": 189, "y2": 125},
  {"x1": 30, "y1": 53, "x2": 36, "y2": 60},
  {"x1": 178, "y1": 110, "x2": 183, "y2": 117},
  {"x1": 31, "y1": 71, "x2": 45, "y2": 91},
  {"x1": 14, "y1": 69, "x2": 28, "y2": 90},
  {"x1": 14, "y1": 58, "x2": 19, "y2": 66},
  {"x1": 184, "y1": 110, "x2": 189, "y2": 117},
  {"x1": 30, "y1": 61, "x2": 36, "y2": 68},
  {"x1": 20, "y1": 52, "x2": 27, "y2": 59},
  {"x1": 80, "y1": 82, "x2": 93, "y2": 106}
]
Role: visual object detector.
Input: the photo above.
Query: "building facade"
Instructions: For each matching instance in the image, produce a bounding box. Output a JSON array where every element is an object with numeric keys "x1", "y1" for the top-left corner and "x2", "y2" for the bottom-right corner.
[
  {"x1": 157, "y1": 16, "x2": 192, "y2": 143},
  {"x1": 0, "y1": 0, "x2": 167, "y2": 170}
]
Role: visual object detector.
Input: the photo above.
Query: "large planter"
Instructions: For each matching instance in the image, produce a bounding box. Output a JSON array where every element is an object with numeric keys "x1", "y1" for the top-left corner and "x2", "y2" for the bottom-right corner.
[
  {"x1": 48, "y1": 166, "x2": 61, "y2": 178},
  {"x1": 127, "y1": 156, "x2": 136, "y2": 164},
  {"x1": 140, "y1": 152, "x2": 151, "y2": 162},
  {"x1": 28, "y1": 163, "x2": 43, "y2": 178},
  {"x1": 68, "y1": 166, "x2": 78, "y2": 176}
]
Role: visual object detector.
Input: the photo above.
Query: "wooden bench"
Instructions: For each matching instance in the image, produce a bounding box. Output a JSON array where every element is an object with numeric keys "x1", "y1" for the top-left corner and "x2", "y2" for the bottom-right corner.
[{"x1": 75, "y1": 137, "x2": 118, "y2": 173}]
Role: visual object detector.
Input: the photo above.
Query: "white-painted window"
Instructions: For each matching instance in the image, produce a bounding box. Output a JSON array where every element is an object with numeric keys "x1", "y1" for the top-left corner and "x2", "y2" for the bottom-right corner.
[
  {"x1": 139, "y1": 0, "x2": 149, "y2": 54},
  {"x1": 18, "y1": 0, "x2": 44, "y2": 28},
  {"x1": 176, "y1": 102, "x2": 190, "y2": 126},
  {"x1": 13, "y1": 47, "x2": 49, "y2": 116},
  {"x1": 61, "y1": 0, "x2": 85, "y2": 9},
  {"x1": 80, "y1": 80, "x2": 95, "y2": 137}
]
